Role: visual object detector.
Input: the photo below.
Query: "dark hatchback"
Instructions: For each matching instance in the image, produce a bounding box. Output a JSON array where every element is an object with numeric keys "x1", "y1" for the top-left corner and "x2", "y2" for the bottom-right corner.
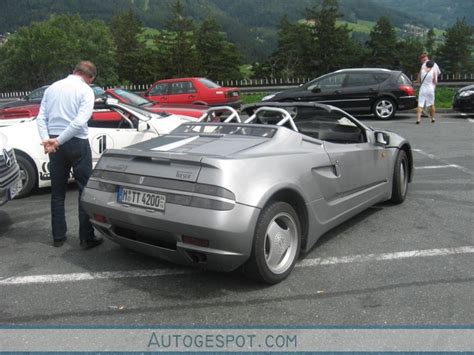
[
  {"x1": 262, "y1": 68, "x2": 417, "y2": 119},
  {"x1": 453, "y1": 84, "x2": 474, "y2": 113}
]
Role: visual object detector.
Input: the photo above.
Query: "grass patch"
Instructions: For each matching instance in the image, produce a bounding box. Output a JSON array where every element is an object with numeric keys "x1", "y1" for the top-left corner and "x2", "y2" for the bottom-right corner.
[{"x1": 434, "y1": 86, "x2": 455, "y2": 108}]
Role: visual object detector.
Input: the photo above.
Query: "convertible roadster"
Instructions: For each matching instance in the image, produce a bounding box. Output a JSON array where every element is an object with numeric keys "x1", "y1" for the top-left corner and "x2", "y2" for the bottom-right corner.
[
  {"x1": 81, "y1": 102, "x2": 413, "y2": 283},
  {"x1": 1, "y1": 99, "x2": 193, "y2": 197}
]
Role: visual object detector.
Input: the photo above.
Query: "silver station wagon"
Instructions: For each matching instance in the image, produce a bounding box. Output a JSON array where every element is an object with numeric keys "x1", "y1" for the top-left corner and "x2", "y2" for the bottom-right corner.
[{"x1": 81, "y1": 102, "x2": 413, "y2": 283}]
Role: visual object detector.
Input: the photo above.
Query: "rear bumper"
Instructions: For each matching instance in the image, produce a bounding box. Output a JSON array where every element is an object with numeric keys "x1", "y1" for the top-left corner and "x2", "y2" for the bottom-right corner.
[
  {"x1": 397, "y1": 96, "x2": 417, "y2": 110},
  {"x1": 81, "y1": 188, "x2": 260, "y2": 272}
]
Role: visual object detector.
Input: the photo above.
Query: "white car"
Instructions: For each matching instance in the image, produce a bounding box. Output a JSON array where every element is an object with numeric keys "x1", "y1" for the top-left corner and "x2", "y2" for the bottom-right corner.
[
  {"x1": 0, "y1": 99, "x2": 193, "y2": 197},
  {"x1": 0, "y1": 131, "x2": 22, "y2": 205}
]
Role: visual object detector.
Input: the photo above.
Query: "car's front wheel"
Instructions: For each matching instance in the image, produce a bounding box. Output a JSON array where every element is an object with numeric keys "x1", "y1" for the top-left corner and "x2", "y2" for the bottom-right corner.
[
  {"x1": 390, "y1": 150, "x2": 409, "y2": 204},
  {"x1": 373, "y1": 97, "x2": 396, "y2": 120},
  {"x1": 15, "y1": 154, "x2": 37, "y2": 198},
  {"x1": 242, "y1": 201, "x2": 301, "y2": 284}
]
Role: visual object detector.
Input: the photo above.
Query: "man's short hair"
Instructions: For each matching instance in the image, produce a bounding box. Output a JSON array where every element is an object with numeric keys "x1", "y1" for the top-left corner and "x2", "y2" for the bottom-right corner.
[
  {"x1": 74, "y1": 60, "x2": 97, "y2": 78},
  {"x1": 426, "y1": 60, "x2": 434, "y2": 68}
]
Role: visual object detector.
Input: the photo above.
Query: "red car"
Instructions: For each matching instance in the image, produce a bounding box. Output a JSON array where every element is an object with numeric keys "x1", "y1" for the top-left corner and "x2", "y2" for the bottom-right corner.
[
  {"x1": 0, "y1": 87, "x2": 205, "y2": 126},
  {"x1": 0, "y1": 86, "x2": 119, "y2": 125},
  {"x1": 106, "y1": 88, "x2": 207, "y2": 118},
  {"x1": 144, "y1": 77, "x2": 241, "y2": 108}
]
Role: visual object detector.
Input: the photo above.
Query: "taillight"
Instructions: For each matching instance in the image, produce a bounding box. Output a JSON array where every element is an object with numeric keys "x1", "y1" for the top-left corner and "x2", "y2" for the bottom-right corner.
[{"x1": 399, "y1": 85, "x2": 415, "y2": 96}]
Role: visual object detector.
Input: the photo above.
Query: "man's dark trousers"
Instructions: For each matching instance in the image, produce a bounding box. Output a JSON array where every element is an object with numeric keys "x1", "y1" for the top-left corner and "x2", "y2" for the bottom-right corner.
[{"x1": 49, "y1": 137, "x2": 95, "y2": 242}]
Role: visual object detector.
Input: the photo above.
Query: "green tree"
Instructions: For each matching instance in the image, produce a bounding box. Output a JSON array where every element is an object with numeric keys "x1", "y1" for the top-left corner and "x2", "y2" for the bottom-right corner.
[
  {"x1": 0, "y1": 14, "x2": 117, "y2": 91},
  {"x1": 273, "y1": 15, "x2": 312, "y2": 77},
  {"x1": 195, "y1": 17, "x2": 242, "y2": 80},
  {"x1": 425, "y1": 28, "x2": 436, "y2": 56},
  {"x1": 398, "y1": 37, "x2": 425, "y2": 77},
  {"x1": 155, "y1": 0, "x2": 200, "y2": 78},
  {"x1": 366, "y1": 16, "x2": 399, "y2": 68},
  {"x1": 436, "y1": 18, "x2": 474, "y2": 73},
  {"x1": 110, "y1": 9, "x2": 154, "y2": 84},
  {"x1": 305, "y1": 0, "x2": 358, "y2": 76}
]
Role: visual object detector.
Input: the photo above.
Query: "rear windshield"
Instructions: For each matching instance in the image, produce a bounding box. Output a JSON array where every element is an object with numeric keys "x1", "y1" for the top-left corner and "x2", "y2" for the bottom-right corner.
[
  {"x1": 173, "y1": 123, "x2": 276, "y2": 138},
  {"x1": 198, "y1": 78, "x2": 220, "y2": 89},
  {"x1": 398, "y1": 73, "x2": 413, "y2": 85}
]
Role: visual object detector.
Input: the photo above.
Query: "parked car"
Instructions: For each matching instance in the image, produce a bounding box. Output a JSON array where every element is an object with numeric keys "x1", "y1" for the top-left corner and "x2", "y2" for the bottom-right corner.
[
  {"x1": 452, "y1": 84, "x2": 474, "y2": 113},
  {"x1": 144, "y1": 77, "x2": 241, "y2": 109},
  {"x1": 0, "y1": 86, "x2": 205, "y2": 126},
  {"x1": 106, "y1": 87, "x2": 207, "y2": 118},
  {"x1": 0, "y1": 131, "x2": 22, "y2": 205},
  {"x1": 82, "y1": 102, "x2": 413, "y2": 284},
  {"x1": 262, "y1": 68, "x2": 417, "y2": 120},
  {"x1": 1, "y1": 99, "x2": 193, "y2": 197},
  {"x1": 0, "y1": 85, "x2": 49, "y2": 109},
  {"x1": 0, "y1": 85, "x2": 112, "y2": 126}
]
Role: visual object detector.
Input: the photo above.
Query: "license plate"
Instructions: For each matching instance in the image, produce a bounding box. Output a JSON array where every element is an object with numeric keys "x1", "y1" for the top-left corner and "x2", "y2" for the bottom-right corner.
[
  {"x1": 118, "y1": 186, "x2": 166, "y2": 211},
  {"x1": 8, "y1": 179, "x2": 22, "y2": 200}
]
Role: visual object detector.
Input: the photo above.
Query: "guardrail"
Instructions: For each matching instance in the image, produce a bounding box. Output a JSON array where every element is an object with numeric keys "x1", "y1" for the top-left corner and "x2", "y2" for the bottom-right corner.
[{"x1": 1, "y1": 75, "x2": 473, "y2": 100}]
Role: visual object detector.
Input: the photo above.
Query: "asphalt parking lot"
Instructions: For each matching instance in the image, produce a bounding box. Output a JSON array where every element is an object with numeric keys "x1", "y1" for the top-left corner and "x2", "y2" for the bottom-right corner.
[{"x1": 0, "y1": 111, "x2": 472, "y2": 326}]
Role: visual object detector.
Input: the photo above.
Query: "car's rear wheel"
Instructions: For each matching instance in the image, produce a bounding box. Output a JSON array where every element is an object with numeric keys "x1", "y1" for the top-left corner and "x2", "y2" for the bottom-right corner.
[
  {"x1": 390, "y1": 150, "x2": 409, "y2": 204},
  {"x1": 15, "y1": 154, "x2": 37, "y2": 198},
  {"x1": 373, "y1": 97, "x2": 396, "y2": 120},
  {"x1": 242, "y1": 201, "x2": 301, "y2": 284}
]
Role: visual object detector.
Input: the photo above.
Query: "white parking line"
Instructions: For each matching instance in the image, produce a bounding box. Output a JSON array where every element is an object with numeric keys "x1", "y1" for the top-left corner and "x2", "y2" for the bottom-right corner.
[
  {"x1": 296, "y1": 246, "x2": 474, "y2": 267},
  {"x1": 413, "y1": 149, "x2": 473, "y2": 175},
  {"x1": 416, "y1": 164, "x2": 462, "y2": 170},
  {"x1": 1, "y1": 246, "x2": 473, "y2": 286}
]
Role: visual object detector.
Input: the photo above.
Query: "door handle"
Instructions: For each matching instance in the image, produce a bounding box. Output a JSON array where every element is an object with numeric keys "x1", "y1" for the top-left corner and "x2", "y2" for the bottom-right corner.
[
  {"x1": 334, "y1": 90, "x2": 342, "y2": 94},
  {"x1": 333, "y1": 161, "x2": 340, "y2": 177}
]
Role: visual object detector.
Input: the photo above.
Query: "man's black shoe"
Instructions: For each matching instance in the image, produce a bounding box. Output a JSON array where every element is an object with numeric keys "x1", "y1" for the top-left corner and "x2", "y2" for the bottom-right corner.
[
  {"x1": 80, "y1": 237, "x2": 104, "y2": 250},
  {"x1": 53, "y1": 239, "x2": 66, "y2": 247}
]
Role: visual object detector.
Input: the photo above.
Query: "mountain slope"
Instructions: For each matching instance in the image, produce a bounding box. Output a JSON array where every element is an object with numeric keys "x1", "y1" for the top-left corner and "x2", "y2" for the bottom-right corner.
[{"x1": 0, "y1": 0, "x2": 460, "y2": 61}]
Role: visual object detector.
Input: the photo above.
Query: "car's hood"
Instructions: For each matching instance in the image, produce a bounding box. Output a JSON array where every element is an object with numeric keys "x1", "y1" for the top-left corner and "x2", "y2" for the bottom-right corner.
[
  {"x1": 96, "y1": 133, "x2": 270, "y2": 184},
  {"x1": 458, "y1": 84, "x2": 474, "y2": 92},
  {"x1": 125, "y1": 133, "x2": 268, "y2": 157},
  {"x1": 147, "y1": 105, "x2": 204, "y2": 118},
  {"x1": 0, "y1": 119, "x2": 37, "y2": 138}
]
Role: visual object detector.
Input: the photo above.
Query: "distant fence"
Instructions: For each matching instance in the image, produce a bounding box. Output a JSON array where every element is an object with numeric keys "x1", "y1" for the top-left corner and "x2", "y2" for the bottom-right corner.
[{"x1": 1, "y1": 74, "x2": 473, "y2": 99}]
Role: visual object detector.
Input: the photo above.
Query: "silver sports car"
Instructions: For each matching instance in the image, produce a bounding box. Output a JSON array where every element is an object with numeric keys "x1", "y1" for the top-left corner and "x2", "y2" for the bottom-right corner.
[{"x1": 81, "y1": 102, "x2": 413, "y2": 284}]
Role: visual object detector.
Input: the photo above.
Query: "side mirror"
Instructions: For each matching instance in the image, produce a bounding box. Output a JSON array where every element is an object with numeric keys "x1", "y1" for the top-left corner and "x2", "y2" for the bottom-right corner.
[
  {"x1": 374, "y1": 131, "x2": 390, "y2": 146},
  {"x1": 311, "y1": 87, "x2": 321, "y2": 93},
  {"x1": 137, "y1": 120, "x2": 150, "y2": 132}
]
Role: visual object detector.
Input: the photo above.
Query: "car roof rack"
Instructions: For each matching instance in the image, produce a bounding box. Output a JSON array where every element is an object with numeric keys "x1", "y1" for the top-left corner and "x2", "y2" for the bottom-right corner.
[
  {"x1": 198, "y1": 105, "x2": 299, "y2": 132},
  {"x1": 245, "y1": 107, "x2": 299, "y2": 132},
  {"x1": 198, "y1": 106, "x2": 242, "y2": 123}
]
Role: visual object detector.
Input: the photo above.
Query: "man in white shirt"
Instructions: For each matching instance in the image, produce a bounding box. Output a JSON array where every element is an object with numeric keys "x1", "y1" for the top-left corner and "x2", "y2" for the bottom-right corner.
[{"x1": 37, "y1": 61, "x2": 103, "y2": 249}]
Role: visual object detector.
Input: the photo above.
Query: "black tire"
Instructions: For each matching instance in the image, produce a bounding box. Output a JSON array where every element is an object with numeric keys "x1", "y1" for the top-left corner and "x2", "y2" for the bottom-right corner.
[
  {"x1": 373, "y1": 97, "x2": 396, "y2": 120},
  {"x1": 15, "y1": 154, "x2": 37, "y2": 198},
  {"x1": 242, "y1": 201, "x2": 301, "y2": 284},
  {"x1": 390, "y1": 150, "x2": 409, "y2": 204}
]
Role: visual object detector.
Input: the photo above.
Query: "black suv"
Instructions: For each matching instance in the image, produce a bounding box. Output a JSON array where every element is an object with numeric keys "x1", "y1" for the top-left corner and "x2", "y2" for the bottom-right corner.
[{"x1": 261, "y1": 68, "x2": 417, "y2": 119}]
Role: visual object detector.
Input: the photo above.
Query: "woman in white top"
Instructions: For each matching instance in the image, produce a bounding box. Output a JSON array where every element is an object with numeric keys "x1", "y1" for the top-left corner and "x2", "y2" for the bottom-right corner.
[{"x1": 416, "y1": 60, "x2": 437, "y2": 124}]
